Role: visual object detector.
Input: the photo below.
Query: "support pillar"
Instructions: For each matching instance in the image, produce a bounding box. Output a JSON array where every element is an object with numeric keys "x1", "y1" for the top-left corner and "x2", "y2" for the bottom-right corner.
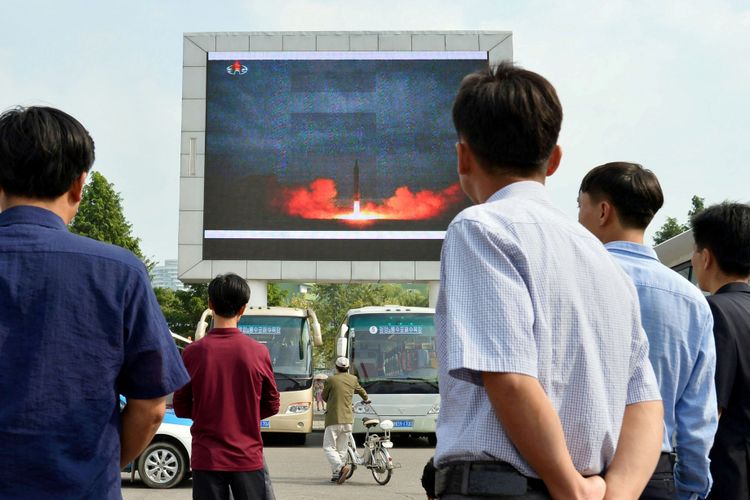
[
  {"x1": 428, "y1": 281, "x2": 440, "y2": 308},
  {"x1": 246, "y1": 280, "x2": 268, "y2": 307}
]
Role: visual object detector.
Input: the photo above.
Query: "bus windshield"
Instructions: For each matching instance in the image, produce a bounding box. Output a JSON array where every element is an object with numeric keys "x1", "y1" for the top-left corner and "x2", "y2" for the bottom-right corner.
[
  {"x1": 348, "y1": 313, "x2": 437, "y2": 394},
  {"x1": 238, "y1": 316, "x2": 312, "y2": 391}
]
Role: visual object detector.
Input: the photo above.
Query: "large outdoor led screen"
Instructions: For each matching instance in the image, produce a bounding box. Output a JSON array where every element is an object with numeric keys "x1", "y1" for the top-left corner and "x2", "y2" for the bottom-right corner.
[{"x1": 203, "y1": 51, "x2": 487, "y2": 261}]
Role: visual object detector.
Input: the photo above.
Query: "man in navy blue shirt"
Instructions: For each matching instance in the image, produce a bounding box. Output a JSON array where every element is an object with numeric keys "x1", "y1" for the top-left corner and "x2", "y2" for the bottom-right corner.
[{"x1": 0, "y1": 106, "x2": 190, "y2": 499}]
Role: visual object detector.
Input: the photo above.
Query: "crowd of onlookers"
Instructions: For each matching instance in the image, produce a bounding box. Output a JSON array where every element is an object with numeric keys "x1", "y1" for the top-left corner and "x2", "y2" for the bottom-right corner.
[{"x1": 0, "y1": 60, "x2": 748, "y2": 500}]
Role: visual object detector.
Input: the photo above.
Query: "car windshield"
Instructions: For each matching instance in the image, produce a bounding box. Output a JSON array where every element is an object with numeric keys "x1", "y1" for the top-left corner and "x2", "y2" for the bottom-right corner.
[{"x1": 348, "y1": 313, "x2": 437, "y2": 394}]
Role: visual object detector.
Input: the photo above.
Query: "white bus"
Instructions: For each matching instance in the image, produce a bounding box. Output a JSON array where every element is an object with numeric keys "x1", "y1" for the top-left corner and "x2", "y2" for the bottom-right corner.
[
  {"x1": 195, "y1": 306, "x2": 323, "y2": 443},
  {"x1": 653, "y1": 230, "x2": 696, "y2": 283},
  {"x1": 336, "y1": 305, "x2": 439, "y2": 445}
]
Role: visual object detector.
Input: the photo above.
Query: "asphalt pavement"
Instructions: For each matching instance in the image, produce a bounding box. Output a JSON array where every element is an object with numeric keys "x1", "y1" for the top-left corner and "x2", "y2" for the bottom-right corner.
[{"x1": 121, "y1": 430, "x2": 434, "y2": 500}]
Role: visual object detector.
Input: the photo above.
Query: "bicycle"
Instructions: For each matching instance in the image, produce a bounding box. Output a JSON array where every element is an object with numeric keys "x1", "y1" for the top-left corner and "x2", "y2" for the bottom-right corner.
[{"x1": 343, "y1": 404, "x2": 399, "y2": 485}]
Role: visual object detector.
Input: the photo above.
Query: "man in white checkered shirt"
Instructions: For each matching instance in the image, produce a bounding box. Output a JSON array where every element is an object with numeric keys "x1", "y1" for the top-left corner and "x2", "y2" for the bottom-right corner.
[{"x1": 431, "y1": 63, "x2": 664, "y2": 500}]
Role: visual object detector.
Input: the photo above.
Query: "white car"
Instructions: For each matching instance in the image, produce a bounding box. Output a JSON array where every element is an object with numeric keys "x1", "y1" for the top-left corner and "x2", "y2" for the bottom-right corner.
[{"x1": 122, "y1": 396, "x2": 193, "y2": 489}]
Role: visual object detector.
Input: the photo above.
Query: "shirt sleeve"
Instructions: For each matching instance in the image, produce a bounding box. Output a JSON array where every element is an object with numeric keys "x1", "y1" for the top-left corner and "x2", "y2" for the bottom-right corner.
[
  {"x1": 259, "y1": 349, "x2": 280, "y2": 420},
  {"x1": 355, "y1": 379, "x2": 368, "y2": 401},
  {"x1": 708, "y1": 298, "x2": 738, "y2": 410},
  {"x1": 322, "y1": 379, "x2": 331, "y2": 402},
  {"x1": 674, "y1": 311, "x2": 717, "y2": 500},
  {"x1": 625, "y1": 311, "x2": 661, "y2": 405},
  {"x1": 117, "y1": 265, "x2": 190, "y2": 399},
  {"x1": 438, "y1": 220, "x2": 537, "y2": 386}
]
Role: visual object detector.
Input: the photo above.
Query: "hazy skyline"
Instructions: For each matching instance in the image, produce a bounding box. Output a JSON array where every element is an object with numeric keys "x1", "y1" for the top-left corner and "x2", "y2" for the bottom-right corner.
[{"x1": 2, "y1": 1, "x2": 749, "y2": 264}]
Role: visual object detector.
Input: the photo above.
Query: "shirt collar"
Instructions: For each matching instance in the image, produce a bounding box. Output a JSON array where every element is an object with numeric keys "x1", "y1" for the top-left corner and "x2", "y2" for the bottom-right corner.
[
  {"x1": 0, "y1": 205, "x2": 67, "y2": 230},
  {"x1": 208, "y1": 327, "x2": 241, "y2": 336},
  {"x1": 486, "y1": 180, "x2": 550, "y2": 204},
  {"x1": 604, "y1": 241, "x2": 659, "y2": 261},
  {"x1": 715, "y1": 282, "x2": 750, "y2": 295}
]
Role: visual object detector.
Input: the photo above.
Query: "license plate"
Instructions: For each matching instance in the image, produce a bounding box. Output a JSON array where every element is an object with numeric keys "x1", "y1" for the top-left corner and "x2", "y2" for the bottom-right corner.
[
  {"x1": 260, "y1": 420, "x2": 270, "y2": 428},
  {"x1": 393, "y1": 420, "x2": 413, "y2": 428}
]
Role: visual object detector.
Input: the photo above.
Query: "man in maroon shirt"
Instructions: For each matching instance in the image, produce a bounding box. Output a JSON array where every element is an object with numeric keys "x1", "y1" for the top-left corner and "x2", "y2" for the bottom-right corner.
[{"x1": 174, "y1": 273, "x2": 280, "y2": 500}]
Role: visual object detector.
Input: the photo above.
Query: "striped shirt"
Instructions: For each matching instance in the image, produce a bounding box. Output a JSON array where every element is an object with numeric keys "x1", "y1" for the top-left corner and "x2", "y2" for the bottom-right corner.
[{"x1": 434, "y1": 181, "x2": 661, "y2": 477}]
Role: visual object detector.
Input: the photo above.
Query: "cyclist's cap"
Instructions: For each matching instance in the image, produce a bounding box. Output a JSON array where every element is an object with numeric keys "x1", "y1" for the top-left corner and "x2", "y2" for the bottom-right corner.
[{"x1": 335, "y1": 357, "x2": 350, "y2": 369}]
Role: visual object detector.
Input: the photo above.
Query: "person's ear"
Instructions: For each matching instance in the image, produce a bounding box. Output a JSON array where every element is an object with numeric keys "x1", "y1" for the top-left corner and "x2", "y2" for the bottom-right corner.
[
  {"x1": 599, "y1": 200, "x2": 613, "y2": 227},
  {"x1": 69, "y1": 172, "x2": 87, "y2": 204},
  {"x1": 545, "y1": 145, "x2": 562, "y2": 177},
  {"x1": 456, "y1": 141, "x2": 472, "y2": 176},
  {"x1": 236, "y1": 304, "x2": 247, "y2": 318},
  {"x1": 700, "y1": 247, "x2": 713, "y2": 271}
]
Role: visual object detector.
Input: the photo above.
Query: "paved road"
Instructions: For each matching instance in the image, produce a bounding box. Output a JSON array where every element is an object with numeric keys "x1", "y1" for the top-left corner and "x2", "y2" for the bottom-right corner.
[{"x1": 121, "y1": 432, "x2": 434, "y2": 500}]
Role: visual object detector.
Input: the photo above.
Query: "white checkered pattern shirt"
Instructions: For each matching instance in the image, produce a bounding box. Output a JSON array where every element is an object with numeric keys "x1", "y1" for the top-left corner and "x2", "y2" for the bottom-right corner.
[{"x1": 434, "y1": 181, "x2": 661, "y2": 477}]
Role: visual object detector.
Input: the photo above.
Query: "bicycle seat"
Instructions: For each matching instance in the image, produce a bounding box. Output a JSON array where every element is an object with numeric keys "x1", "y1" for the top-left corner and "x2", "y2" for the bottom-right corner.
[{"x1": 362, "y1": 418, "x2": 380, "y2": 428}]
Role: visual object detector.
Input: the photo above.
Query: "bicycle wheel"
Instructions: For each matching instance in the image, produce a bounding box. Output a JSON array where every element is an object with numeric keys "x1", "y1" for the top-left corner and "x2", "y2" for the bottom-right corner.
[
  {"x1": 371, "y1": 448, "x2": 392, "y2": 485},
  {"x1": 345, "y1": 446, "x2": 356, "y2": 479}
]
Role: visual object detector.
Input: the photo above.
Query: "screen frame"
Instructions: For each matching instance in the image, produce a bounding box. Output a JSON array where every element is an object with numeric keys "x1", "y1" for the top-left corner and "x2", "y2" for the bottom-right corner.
[{"x1": 179, "y1": 31, "x2": 513, "y2": 284}]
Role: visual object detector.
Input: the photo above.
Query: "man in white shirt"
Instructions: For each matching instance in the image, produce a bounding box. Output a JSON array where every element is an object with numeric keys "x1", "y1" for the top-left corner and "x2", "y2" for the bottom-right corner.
[{"x1": 432, "y1": 63, "x2": 664, "y2": 500}]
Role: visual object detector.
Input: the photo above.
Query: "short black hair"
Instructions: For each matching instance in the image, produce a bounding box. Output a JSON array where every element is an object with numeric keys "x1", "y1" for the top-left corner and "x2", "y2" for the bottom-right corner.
[
  {"x1": 452, "y1": 62, "x2": 563, "y2": 175},
  {"x1": 0, "y1": 106, "x2": 95, "y2": 199},
  {"x1": 579, "y1": 162, "x2": 664, "y2": 230},
  {"x1": 208, "y1": 273, "x2": 251, "y2": 318},
  {"x1": 691, "y1": 202, "x2": 750, "y2": 277}
]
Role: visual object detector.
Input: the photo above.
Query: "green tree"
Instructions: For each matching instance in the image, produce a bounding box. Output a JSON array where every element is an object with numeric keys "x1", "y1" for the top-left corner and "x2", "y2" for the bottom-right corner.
[
  {"x1": 154, "y1": 284, "x2": 208, "y2": 338},
  {"x1": 687, "y1": 195, "x2": 705, "y2": 218},
  {"x1": 653, "y1": 216, "x2": 686, "y2": 245},
  {"x1": 69, "y1": 171, "x2": 152, "y2": 270},
  {"x1": 267, "y1": 283, "x2": 289, "y2": 306},
  {"x1": 653, "y1": 195, "x2": 705, "y2": 245}
]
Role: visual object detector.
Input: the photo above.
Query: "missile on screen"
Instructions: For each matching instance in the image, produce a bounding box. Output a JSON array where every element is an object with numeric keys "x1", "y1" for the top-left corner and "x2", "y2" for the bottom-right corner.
[{"x1": 353, "y1": 160, "x2": 361, "y2": 213}]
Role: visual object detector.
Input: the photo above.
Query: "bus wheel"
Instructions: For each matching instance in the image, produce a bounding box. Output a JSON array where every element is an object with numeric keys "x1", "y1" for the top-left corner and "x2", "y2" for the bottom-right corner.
[{"x1": 427, "y1": 433, "x2": 437, "y2": 446}]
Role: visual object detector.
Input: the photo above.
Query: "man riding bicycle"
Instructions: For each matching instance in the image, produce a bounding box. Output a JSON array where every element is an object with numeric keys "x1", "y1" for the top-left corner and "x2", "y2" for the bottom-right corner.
[{"x1": 322, "y1": 357, "x2": 369, "y2": 484}]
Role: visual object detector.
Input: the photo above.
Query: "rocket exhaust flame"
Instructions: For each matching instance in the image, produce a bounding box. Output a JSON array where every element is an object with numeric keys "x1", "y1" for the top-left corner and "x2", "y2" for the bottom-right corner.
[{"x1": 274, "y1": 178, "x2": 463, "y2": 225}]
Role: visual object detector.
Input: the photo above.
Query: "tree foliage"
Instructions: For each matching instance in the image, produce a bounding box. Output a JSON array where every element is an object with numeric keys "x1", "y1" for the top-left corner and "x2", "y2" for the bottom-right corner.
[
  {"x1": 653, "y1": 195, "x2": 705, "y2": 245},
  {"x1": 267, "y1": 283, "x2": 289, "y2": 306},
  {"x1": 153, "y1": 284, "x2": 208, "y2": 338},
  {"x1": 69, "y1": 171, "x2": 152, "y2": 269},
  {"x1": 301, "y1": 284, "x2": 429, "y2": 368}
]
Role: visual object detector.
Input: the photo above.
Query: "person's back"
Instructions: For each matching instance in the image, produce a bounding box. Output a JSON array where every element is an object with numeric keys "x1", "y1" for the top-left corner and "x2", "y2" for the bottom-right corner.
[
  {"x1": 0, "y1": 106, "x2": 189, "y2": 499},
  {"x1": 578, "y1": 162, "x2": 717, "y2": 499},
  {"x1": 173, "y1": 273, "x2": 279, "y2": 500},
  {"x1": 438, "y1": 184, "x2": 653, "y2": 475},
  {"x1": 323, "y1": 371, "x2": 367, "y2": 428},
  {"x1": 689, "y1": 202, "x2": 750, "y2": 499},
  {"x1": 181, "y1": 329, "x2": 277, "y2": 469}
]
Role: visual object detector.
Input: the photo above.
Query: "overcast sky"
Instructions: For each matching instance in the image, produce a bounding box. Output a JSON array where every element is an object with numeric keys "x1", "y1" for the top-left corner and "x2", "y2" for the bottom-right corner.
[{"x1": 2, "y1": 0, "x2": 748, "y2": 265}]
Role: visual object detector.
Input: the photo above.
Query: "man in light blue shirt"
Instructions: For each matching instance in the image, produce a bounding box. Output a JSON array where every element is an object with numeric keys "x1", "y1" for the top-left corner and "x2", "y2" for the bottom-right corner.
[
  {"x1": 433, "y1": 63, "x2": 664, "y2": 500},
  {"x1": 578, "y1": 162, "x2": 717, "y2": 500}
]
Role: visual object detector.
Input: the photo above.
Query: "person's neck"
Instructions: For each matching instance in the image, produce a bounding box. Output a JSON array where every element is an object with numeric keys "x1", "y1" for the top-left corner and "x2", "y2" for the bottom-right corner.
[
  {"x1": 212, "y1": 316, "x2": 239, "y2": 329},
  {"x1": 473, "y1": 173, "x2": 545, "y2": 204},
  {"x1": 0, "y1": 194, "x2": 76, "y2": 224},
  {"x1": 599, "y1": 229, "x2": 645, "y2": 246}
]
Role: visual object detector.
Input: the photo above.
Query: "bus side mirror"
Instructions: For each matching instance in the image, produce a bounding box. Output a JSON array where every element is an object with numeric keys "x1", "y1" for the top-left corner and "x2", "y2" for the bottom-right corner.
[
  {"x1": 336, "y1": 337, "x2": 348, "y2": 358},
  {"x1": 307, "y1": 309, "x2": 323, "y2": 347},
  {"x1": 195, "y1": 308, "x2": 213, "y2": 341}
]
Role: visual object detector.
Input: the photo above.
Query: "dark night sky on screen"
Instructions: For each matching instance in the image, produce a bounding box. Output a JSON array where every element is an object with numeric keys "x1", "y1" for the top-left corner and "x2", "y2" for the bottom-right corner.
[{"x1": 205, "y1": 57, "x2": 483, "y2": 198}]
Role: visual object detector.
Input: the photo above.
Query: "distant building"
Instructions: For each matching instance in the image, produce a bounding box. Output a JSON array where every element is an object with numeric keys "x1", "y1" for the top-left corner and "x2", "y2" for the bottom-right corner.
[{"x1": 151, "y1": 259, "x2": 186, "y2": 291}]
